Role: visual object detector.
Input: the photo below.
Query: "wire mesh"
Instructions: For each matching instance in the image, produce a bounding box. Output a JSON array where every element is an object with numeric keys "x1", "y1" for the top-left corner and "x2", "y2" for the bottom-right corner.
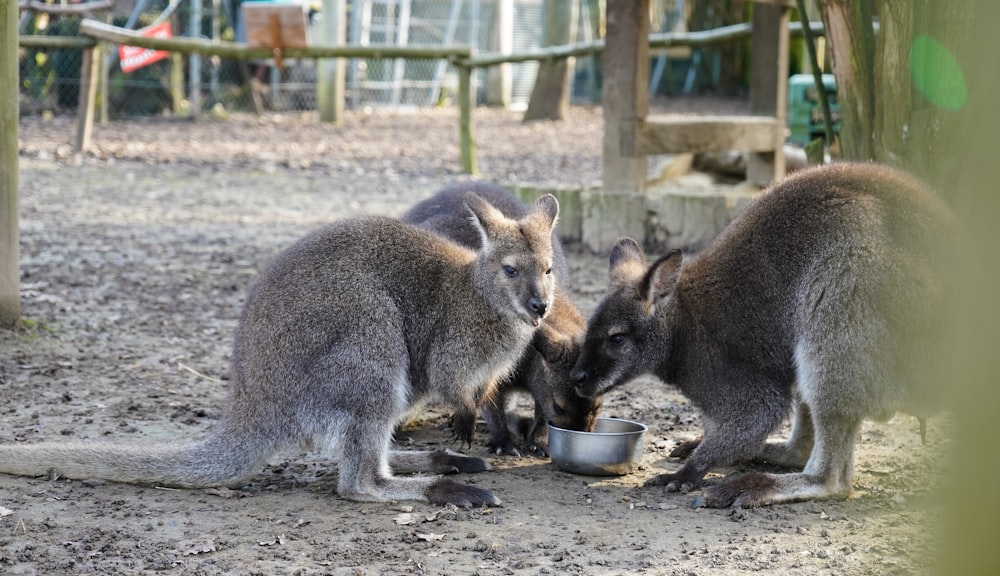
[{"x1": 16, "y1": 0, "x2": 604, "y2": 119}]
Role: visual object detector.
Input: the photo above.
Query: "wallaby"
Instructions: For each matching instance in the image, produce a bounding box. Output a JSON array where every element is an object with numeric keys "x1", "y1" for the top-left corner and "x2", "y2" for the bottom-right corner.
[
  {"x1": 570, "y1": 163, "x2": 958, "y2": 508},
  {"x1": 402, "y1": 182, "x2": 600, "y2": 456},
  {"x1": 0, "y1": 193, "x2": 561, "y2": 507}
]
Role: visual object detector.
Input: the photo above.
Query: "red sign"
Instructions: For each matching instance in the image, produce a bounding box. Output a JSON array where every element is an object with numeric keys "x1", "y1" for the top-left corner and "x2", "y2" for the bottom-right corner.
[{"x1": 119, "y1": 22, "x2": 172, "y2": 73}]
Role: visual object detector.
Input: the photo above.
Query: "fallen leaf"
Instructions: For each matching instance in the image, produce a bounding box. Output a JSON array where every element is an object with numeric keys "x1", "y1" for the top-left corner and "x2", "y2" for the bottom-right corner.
[
  {"x1": 258, "y1": 534, "x2": 286, "y2": 546},
  {"x1": 205, "y1": 487, "x2": 250, "y2": 499},
  {"x1": 414, "y1": 532, "x2": 446, "y2": 542},
  {"x1": 0, "y1": 506, "x2": 13, "y2": 517},
  {"x1": 182, "y1": 542, "x2": 216, "y2": 556},
  {"x1": 395, "y1": 513, "x2": 417, "y2": 525}
]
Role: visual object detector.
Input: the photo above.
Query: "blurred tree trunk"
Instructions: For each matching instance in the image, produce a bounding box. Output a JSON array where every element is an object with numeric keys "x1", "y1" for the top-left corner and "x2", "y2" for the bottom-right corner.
[
  {"x1": 872, "y1": 0, "x2": 973, "y2": 198},
  {"x1": 818, "y1": 0, "x2": 876, "y2": 161},
  {"x1": 524, "y1": 0, "x2": 577, "y2": 122},
  {"x1": 821, "y1": 0, "x2": 973, "y2": 198}
]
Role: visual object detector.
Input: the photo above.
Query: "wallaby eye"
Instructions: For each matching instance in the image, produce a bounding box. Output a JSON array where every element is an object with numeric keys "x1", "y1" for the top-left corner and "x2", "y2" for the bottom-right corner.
[
  {"x1": 545, "y1": 267, "x2": 553, "y2": 275},
  {"x1": 503, "y1": 265, "x2": 518, "y2": 278},
  {"x1": 609, "y1": 333, "x2": 627, "y2": 346}
]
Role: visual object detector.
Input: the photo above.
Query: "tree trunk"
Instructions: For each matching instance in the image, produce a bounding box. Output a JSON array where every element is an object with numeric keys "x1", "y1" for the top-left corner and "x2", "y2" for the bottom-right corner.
[
  {"x1": 873, "y1": 0, "x2": 974, "y2": 198},
  {"x1": 1, "y1": 0, "x2": 20, "y2": 328},
  {"x1": 819, "y1": 0, "x2": 876, "y2": 161},
  {"x1": 524, "y1": 0, "x2": 577, "y2": 122}
]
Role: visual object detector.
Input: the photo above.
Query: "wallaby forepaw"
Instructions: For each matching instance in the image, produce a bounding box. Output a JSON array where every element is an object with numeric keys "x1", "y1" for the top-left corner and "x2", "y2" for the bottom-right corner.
[
  {"x1": 450, "y1": 411, "x2": 477, "y2": 449},
  {"x1": 669, "y1": 438, "x2": 702, "y2": 460},
  {"x1": 490, "y1": 441, "x2": 522, "y2": 457},
  {"x1": 525, "y1": 440, "x2": 549, "y2": 458},
  {"x1": 426, "y1": 479, "x2": 502, "y2": 508},
  {"x1": 645, "y1": 473, "x2": 698, "y2": 494}
]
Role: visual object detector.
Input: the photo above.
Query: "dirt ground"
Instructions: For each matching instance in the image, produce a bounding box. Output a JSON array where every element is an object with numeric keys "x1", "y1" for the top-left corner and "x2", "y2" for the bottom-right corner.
[{"x1": 2, "y1": 104, "x2": 948, "y2": 575}]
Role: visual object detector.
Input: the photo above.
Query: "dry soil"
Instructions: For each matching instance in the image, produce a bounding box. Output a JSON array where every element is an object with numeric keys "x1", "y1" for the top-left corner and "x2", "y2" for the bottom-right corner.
[{"x1": 1, "y1": 105, "x2": 947, "y2": 575}]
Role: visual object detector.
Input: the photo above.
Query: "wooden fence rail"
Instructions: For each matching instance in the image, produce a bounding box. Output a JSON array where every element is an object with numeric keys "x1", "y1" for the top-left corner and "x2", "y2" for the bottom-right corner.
[{"x1": 18, "y1": 19, "x2": 829, "y2": 174}]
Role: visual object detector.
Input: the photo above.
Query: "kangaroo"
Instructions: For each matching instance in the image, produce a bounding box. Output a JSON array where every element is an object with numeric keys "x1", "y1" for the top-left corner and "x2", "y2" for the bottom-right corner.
[
  {"x1": 402, "y1": 182, "x2": 600, "y2": 456},
  {"x1": 0, "y1": 193, "x2": 561, "y2": 507},
  {"x1": 570, "y1": 163, "x2": 958, "y2": 508}
]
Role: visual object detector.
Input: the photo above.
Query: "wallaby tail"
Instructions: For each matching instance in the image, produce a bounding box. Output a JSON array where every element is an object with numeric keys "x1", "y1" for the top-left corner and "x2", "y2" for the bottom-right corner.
[{"x1": 0, "y1": 430, "x2": 273, "y2": 488}]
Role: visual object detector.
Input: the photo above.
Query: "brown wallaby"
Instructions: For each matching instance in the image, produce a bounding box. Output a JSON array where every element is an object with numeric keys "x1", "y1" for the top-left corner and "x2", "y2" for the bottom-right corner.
[
  {"x1": 402, "y1": 182, "x2": 600, "y2": 456},
  {"x1": 571, "y1": 163, "x2": 958, "y2": 508},
  {"x1": 0, "y1": 193, "x2": 561, "y2": 507}
]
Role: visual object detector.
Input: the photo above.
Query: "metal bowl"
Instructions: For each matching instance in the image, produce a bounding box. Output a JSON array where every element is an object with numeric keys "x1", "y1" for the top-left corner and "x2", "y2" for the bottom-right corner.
[{"x1": 548, "y1": 417, "x2": 648, "y2": 476}]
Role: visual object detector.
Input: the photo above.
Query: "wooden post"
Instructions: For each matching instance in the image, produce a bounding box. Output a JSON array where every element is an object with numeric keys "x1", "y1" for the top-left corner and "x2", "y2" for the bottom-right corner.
[
  {"x1": 76, "y1": 42, "x2": 102, "y2": 152},
  {"x1": 746, "y1": 3, "x2": 789, "y2": 186},
  {"x1": 588, "y1": 0, "x2": 648, "y2": 253},
  {"x1": 1, "y1": 0, "x2": 19, "y2": 328},
  {"x1": 189, "y1": 0, "x2": 203, "y2": 116},
  {"x1": 458, "y1": 65, "x2": 477, "y2": 175},
  {"x1": 601, "y1": 0, "x2": 647, "y2": 195},
  {"x1": 170, "y1": 51, "x2": 186, "y2": 114},
  {"x1": 98, "y1": 13, "x2": 110, "y2": 123},
  {"x1": 317, "y1": 0, "x2": 346, "y2": 124}
]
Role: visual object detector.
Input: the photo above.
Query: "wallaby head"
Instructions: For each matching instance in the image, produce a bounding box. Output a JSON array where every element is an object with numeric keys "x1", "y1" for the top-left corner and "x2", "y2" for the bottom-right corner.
[
  {"x1": 465, "y1": 192, "x2": 560, "y2": 328},
  {"x1": 571, "y1": 238, "x2": 681, "y2": 399}
]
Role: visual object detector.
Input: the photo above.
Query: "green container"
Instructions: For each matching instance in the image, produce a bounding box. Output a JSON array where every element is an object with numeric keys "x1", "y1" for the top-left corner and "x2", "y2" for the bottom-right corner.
[{"x1": 787, "y1": 73, "x2": 840, "y2": 146}]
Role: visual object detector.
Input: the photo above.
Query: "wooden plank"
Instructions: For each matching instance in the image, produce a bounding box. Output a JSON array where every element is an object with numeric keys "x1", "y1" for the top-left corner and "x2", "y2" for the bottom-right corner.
[
  {"x1": 635, "y1": 116, "x2": 782, "y2": 155},
  {"x1": 18, "y1": 35, "x2": 96, "y2": 49},
  {"x1": 18, "y1": 0, "x2": 114, "y2": 15},
  {"x1": 1, "y1": 0, "x2": 19, "y2": 328},
  {"x1": 243, "y1": 3, "x2": 309, "y2": 49},
  {"x1": 79, "y1": 19, "x2": 471, "y2": 60}
]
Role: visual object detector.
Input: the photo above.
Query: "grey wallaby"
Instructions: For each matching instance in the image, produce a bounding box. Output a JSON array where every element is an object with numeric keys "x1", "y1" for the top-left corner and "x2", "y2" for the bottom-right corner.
[
  {"x1": 402, "y1": 182, "x2": 600, "y2": 456},
  {"x1": 571, "y1": 163, "x2": 958, "y2": 508},
  {"x1": 0, "y1": 193, "x2": 561, "y2": 507}
]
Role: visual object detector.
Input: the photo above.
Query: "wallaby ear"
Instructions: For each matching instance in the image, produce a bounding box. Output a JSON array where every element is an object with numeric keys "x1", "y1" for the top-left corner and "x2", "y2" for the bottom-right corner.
[
  {"x1": 640, "y1": 250, "x2": 683, "y2": 310},
  {"x1": 609, "y1": 238, "x2": 647, "y2": 287},
  {"x1": 465, "y1": 192, "x2": 507, "y2": 247},
  {"x1": 532, "y1": 194, "x2": 560, "y2": 231}
]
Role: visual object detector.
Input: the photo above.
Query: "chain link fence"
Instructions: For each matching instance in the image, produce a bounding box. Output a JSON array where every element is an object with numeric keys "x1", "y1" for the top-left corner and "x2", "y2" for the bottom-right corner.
[{"x1": 18, "y1": 0, "x2": 606, "y2": 119}]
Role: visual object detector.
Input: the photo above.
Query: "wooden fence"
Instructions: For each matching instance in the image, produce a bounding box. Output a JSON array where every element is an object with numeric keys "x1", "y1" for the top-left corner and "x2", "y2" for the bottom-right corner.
[{"x1": 17, "y1": 19, "x2": 828, "y2": 175}]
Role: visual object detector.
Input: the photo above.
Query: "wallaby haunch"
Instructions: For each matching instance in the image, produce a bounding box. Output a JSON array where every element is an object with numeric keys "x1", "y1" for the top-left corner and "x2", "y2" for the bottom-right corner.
[
  {"x1": 0, "y1": 193, "x2": 561, "y2": 507},
  {"x1": 402, "y1": 182, "x2": 600, "y2": 456},
  {"x1": 571, "y1": 163, "x2": 958, "y2": 508}
]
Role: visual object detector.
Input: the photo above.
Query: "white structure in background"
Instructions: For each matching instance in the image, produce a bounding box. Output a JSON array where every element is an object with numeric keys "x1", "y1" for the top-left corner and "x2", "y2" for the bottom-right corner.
[{"x1": 346, "y1": 0, "x2": 589, "y2": 110}]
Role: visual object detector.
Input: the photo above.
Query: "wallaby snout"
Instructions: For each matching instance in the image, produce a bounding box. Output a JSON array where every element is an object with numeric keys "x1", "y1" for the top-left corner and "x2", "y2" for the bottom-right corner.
[
  {"x1": 529, "y1": 296, "x2": 547, "y2": 316},
  {"x1": 569, "y1": 367, "x2": 589, "y2": 391},
  {"x1": 528, "y1": 294, "x2": 548, "y2": 321}
]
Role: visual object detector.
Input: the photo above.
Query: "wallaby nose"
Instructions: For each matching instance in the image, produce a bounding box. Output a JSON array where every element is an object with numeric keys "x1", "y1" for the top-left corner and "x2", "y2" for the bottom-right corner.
[
  {"x1": 529, "y1": 297, "x2": 547, "y2": 317},
  {"x1": 571, "y1": 368, "x2": 588, "y2": 387}
]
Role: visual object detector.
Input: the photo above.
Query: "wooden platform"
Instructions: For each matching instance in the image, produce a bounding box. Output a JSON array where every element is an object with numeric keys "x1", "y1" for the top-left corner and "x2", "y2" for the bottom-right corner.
[{"x1": 631, "y1": 115, "x2": 783, "y2": 156}]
